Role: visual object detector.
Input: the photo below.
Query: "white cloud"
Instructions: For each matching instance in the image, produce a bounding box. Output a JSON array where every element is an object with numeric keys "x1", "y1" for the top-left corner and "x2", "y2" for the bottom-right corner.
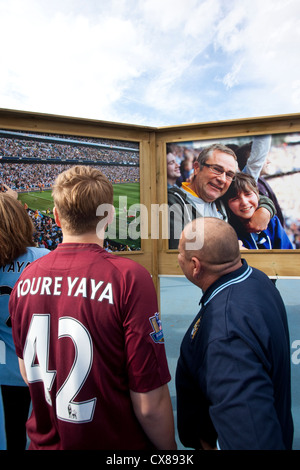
[
  {"x1": 222, "y1": 60, "x2": 244, "y2": 89},
  {"x1": 0, "y1": 1, "x2": 149, "y2": 119},
  {"x1": 213, "y1": 0, "x2": 300, "y2": 99},
  {"x1": 214, "y1": 4, "x2": 247, "y2": 53},
  {"x1": 0, "y1": 0, "x2": 299, "y2": 125},
  {"x1": 292, "y1": 81, "x2": 300, "y2": 106}
]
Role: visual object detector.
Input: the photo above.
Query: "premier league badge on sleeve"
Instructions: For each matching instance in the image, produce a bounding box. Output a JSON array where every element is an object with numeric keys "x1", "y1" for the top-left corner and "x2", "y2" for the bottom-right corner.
[{"x1": 149, "y1": 312, "x2": 164, "y2": 343}]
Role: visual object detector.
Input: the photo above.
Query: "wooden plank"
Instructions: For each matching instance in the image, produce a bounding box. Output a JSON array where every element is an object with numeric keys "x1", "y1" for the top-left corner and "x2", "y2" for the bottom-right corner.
[{"x1": 158, "y1": 250, "x2": 300, "y2": 277}]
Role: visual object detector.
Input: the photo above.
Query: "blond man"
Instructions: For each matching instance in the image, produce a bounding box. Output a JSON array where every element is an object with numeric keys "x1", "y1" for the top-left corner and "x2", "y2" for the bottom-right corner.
[{"x1": 10, "y1": 166, "x2": 176, "y2": 450}]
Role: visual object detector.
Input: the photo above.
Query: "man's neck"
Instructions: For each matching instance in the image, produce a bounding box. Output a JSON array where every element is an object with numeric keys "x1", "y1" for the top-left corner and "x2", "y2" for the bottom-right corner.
[
  {"x1": 61, "y1": 232, "x2": 104, "y2": 247},
  {"x1": 200, "y1": 259, "x2": 243, "y2": 292},
  {"x1": 182, "y1": 181, "x2": 211, "y2": 203},
  {"x1": 181, "y1": 181, "x2": 199, "y2": 198}
]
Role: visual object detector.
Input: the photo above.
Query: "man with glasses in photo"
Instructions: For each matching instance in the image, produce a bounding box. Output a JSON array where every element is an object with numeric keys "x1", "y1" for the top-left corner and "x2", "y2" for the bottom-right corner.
[{"x1": 168, "y1": 143, "x2": 276, "y2": 248}]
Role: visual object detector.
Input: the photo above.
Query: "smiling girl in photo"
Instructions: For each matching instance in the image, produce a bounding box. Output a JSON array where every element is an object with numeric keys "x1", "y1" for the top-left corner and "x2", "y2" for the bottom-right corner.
[{"x1": 222, "y1": 172, "x2": 294, "y2": 250}]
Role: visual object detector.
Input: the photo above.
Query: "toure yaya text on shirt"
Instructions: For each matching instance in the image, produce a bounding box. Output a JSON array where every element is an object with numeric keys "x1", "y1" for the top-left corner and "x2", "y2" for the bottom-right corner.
[{"x1": 16, "y1": 276, "x2": 114, "y2": 304}]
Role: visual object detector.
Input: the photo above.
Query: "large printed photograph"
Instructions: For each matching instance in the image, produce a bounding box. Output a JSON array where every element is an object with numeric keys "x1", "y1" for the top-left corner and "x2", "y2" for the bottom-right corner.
[
  {"x1": 0, "y1": 130, "x2": 141, "y2": 252},
  {"x1": 166, "y1": 133, "x2": 300, "y2": 250}
]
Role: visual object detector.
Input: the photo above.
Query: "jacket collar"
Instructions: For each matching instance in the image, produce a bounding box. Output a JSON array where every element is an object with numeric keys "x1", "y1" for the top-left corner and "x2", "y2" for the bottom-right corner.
[{"x1": 200, "y1": 259, "x2": 252, "y2": 307}]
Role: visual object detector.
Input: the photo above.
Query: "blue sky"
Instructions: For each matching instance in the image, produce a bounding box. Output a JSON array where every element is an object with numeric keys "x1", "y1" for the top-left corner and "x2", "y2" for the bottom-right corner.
[{"x1": 0, "y1": 0, "x2": 299, "y2": 127}]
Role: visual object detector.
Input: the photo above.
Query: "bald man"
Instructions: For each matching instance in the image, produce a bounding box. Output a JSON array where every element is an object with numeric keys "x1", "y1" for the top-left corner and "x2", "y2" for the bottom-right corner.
[{"x1": 175, "y1": 218, "x2": 293, "y2": 450}]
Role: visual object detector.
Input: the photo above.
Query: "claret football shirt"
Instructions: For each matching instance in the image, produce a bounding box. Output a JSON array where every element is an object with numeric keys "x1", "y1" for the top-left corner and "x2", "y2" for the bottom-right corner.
[{"x1": 10, "y1": 243, "x2": 171, "y2": 450}]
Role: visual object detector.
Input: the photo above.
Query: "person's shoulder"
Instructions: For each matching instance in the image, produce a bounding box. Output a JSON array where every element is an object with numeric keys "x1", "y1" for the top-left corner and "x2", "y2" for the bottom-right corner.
[
  {"x1": 22, "y1": 247, "x2": 50, "y2": 269},
  {"x1": 103, "y1": 252, "x2": 152, "y2": 280},
  {"x1": 269, "y1": 214, "x2": 282, "y2": 228},
  {"x1": 249, "y1": 265, "x2": 271, "y2": 282},
  {"x1": 103, "y1": 251, "x2": 145, "y2": 270},
  {"x1": 168, "y1": 185, "x2": 185, "y2": 195},
  {"x1": 168, "y1": 185, "x2": 187, "y2": 202},
  {"x1": 26, "y1": 246, "x2": 50, "y2": 259},
  {"x1": 12, "y1": 247, "x2": 52, "y2": 281},
  {"x1": 241, "y1": 263, "x2": 279, "y2": 295},
  {"x1": 15, "y1": 246, "x2": 50, "y2": 269}
]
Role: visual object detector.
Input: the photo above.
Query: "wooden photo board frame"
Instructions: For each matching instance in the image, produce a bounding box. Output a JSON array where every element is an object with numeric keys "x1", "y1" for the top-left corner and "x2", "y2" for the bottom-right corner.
[
  {"x1": 0, "y1": 109, "x2": 299, "y2": 294},
  {"x1": 155, "y1": 113, "x2": 300, "y2": 280},
  {"x1": 0, "y1": 108, "x2": 158, "y2": 284}
]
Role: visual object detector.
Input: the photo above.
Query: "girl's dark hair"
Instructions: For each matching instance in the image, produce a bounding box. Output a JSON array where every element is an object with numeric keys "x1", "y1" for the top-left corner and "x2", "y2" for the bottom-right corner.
[{"x1": 222, "y1": 171, "x2": 259, "y2": 204}]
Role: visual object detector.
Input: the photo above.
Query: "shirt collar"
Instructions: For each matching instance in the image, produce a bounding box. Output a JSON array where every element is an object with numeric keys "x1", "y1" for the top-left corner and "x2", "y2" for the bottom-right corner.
[
  {"x1": 200, "y1": 259, "x2": 252, "y2": 307},
  {"x1": 181, "y1": 181, "x2": 199, "y2": 198}
]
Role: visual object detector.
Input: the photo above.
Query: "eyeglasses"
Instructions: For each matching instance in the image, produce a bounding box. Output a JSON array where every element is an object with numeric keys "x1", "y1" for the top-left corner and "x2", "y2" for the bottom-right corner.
[{"x1": 202, "y1": 163, "x2": 235, "y2": 181}]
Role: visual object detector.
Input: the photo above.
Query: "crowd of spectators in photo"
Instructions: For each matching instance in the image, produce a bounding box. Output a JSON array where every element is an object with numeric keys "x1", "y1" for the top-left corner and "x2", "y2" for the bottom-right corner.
[
  {"x1": 28, "y1": 207, "x2": 63, "y2": 251},
  {"x1": 0, "y1": 162, "x2": 139, "y2": 191},
  {"x1": 1, "y1": 130, "x2": 140, "y2": 150},
  {"x1": 0, "y1": 132, "x2": 141, "y2": 252},
  {"x1": 24, "y1": 207, "x2": 134, "y2": 253},
  {"x1": 0, "y1": 132, "x2": 139, "y2": 165}
]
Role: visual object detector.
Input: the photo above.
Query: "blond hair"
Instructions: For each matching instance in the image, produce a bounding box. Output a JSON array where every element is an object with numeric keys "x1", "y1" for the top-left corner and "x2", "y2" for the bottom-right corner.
[
  {"x1": 52, "y1": 165, "x2": 113, "y2": 235},
  {"x1": 0, "y1": 193, "x2": 35, "y2": 266}
]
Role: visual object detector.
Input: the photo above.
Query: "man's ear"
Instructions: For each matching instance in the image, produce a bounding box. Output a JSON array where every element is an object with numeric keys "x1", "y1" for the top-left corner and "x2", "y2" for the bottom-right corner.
[
  {"x1": 193, "y1": 160, "x2": 201, "y2": 176},
  {"x1": 191, "y1": 256, "x2": 201, "y2": 279},
  {"x1": 96, "y1": 204, "x2": 115, "y2": 237},
  {"x1": 107, "y1": 204, "x2": 115, "y2": 225},
  {"x1": 53, "y1": 207, "x2": 61, "y2": 227}
]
